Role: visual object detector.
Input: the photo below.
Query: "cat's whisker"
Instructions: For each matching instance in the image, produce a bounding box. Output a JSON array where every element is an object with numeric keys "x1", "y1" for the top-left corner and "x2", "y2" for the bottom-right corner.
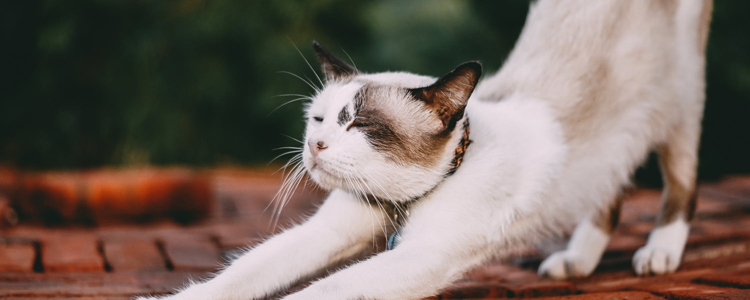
[
  {"x1": 272, "y1": 93, "x2": 314, "y2": 99},
  {"x1": 348, "y1": 173, "x2": 388, "y2": 245},
  {"x1": 268, "y1": 97, "x2": 314, "y2": 116},
  {"x1": 267, "y1": 155, "x2": 306, "y2": 229},
  {"x1": 273, "y1": 146, "x2": 304, "y2": 151},
  {"x1": 277, "y1": 71, "x2": 321, "y2": 94},
  {"x1": 288, "y1": 38, "x2": 325, "y2": 88},
  {"x1": 341, "y1": 48, "x2": 358, "y2": 71},
  {"x1": 268, "y1": 149, "x2": 303, "y2": 166},
  {"x1": 282, "y1": 134, "x2": 305, "y2": 145},
  {"x1": 271, "y1": 162, "x2": 306, "y2": 230},
  {"x1": 341, "y1": 173, "x2": 379, "y2": 247},
  {"x1": 274, "y1": 153, "x2": 303, "y2": 177},
  {"x1": 353, "y1": 172, "x2": 396, "y2": 237}
]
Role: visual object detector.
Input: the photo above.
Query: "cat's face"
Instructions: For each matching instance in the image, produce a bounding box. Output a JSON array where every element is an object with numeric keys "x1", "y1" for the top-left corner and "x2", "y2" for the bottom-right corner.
[{"x1": 300, "y1": 41, "x2": 481, "y2": 202}]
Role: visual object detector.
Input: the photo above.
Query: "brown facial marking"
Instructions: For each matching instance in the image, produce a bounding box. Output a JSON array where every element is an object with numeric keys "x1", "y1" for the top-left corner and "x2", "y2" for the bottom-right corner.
[
  {"x1": 353, "y1": 86, "x2": 366, "y2": 115},
  {"x1": 594, "y1": 194, "x2": 623, "y2": 234},
  {"x1": 350, "y1": 101, "x2": 403, "y2": 153},
  {"x1": 337, "y1": 104, "x2": 351, "y2": 126},
  {"x1": 351, "y1": 85, "x2": 452, "y2": 167}
]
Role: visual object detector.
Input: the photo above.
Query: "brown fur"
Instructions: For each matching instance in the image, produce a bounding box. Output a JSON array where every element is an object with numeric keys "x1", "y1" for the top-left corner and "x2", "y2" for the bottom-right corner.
[
  {"x1": 348, "y1": 63, "x2": 481, "y2": 169},
  {"x1": 593, "y1": 194, "x2": 623, "y2": 234},
  {"x1": 656, "y1": 147, "x2": 698, "y2": 226},
  {"x1": 337, "y1": 104, "x2": 351, "y2": 125},
  {"x1": 410, "y1": 62, "x2": 482, "y2": 133},
  {"x1": 352, "y1": 85, "x2": 453, "y2": 167}
]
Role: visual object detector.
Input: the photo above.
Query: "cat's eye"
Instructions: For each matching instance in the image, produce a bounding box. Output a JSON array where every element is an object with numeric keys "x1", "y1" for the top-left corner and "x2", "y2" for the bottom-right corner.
[
  {"x1": 349, "y1": 121, "x2": 372, "y2": 128},
  {"x1": 312, "y1": 116, "x2": 324, "y2": 123}
]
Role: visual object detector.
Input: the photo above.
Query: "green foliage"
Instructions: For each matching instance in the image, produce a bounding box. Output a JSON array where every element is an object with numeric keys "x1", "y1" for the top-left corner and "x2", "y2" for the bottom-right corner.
[{"x1": 1, "y1": 0, "x2": 748, "y2": 180}]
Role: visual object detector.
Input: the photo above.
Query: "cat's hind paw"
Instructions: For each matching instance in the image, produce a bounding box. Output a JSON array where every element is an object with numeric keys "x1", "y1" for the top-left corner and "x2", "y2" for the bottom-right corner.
[
  {"x1": 632, "y1": 246, "x2": 681, "y2": 276},
  {"x1": 538, "y1": 251, "x2": 598, "y2": 279}
]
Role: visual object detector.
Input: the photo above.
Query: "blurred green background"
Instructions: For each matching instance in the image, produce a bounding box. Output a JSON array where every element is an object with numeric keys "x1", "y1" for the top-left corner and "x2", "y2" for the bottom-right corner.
[{"x1": 1, "y1": 0, "x2": 748, "y2": 182}]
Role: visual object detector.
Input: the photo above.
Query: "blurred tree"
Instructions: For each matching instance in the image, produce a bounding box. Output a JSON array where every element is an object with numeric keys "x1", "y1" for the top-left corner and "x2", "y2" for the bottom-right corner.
[{"x1": 0, "y1": 0, "x2": 748, "y2": 183}]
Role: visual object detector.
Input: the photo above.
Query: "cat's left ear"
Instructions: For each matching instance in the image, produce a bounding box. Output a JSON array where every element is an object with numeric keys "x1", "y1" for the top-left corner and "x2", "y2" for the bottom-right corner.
[
  {"x1": 313, "y1": 40, "x2": 359, "y2": 82},
  {"x1": 410, "y1": 61, "x2": 482, "y2": 132}
]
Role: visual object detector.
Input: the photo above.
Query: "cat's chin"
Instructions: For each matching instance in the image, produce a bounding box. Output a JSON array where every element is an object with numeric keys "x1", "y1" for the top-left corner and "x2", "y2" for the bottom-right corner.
[{"x1": 307, "y1": 165, "x2": 344, "y2": 191}]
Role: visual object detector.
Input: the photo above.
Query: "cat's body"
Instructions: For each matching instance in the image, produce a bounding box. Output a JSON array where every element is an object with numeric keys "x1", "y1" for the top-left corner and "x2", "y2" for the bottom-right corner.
[{"x1": 139, "y1": 0, "x2": 712, "y2": 299}]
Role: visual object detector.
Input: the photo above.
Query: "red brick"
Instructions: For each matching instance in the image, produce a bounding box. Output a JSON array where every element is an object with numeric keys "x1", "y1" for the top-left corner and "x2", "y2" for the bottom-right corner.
[
  {"x1": 695, "y1": 273, "x2": 750, "y2": 289},
  {"x1": 85, "y1": 171, "x2": 133, "y2": 222},
  {"x1": 675, "y1": 290, "x2": 750, "y2": 300},
  {"x1": 694, "y1": 197, "x2": 734, "y2": 218},
  {"x1": 607, "y1": 233, "x2": 646, "y2": 253},
  {"x1": 0, "y1": 244, "x2": 35, "y2": 272},
  {"x1": 707, "y1": 176, "x2": 750, "y2": 199},
  {"x1": 439, "y1": 280, "x2": 508, "y2": 299},
  {"x1": 631, "y1": 281, "x2": 738, "y2": 299},
  {"x1": 681, "y1": 241, "x2": 750, "y2": 270},
  {"x1": 687, "y1": 220, "x2": 745, "y2": 246},
  {"x1": 463, "y1": 264, "x2": 534, "y2": 282},
  {"x1": 620, "y1": 190, "x2": 661, "y2": 223},
  {"x1": 42, "y1": 236, "x2": 104, "y2": 272},
  {"x1": 0, "y1": 195, "x2": 19, "y2": 228},
  {"x1": 536, "y1": 291, "x2": 665, "y2": 299},
  {"x1": 0, "y1": 271, "x2": 208, "y2": 297},
  {"x1": 103, "y1": 240, "x2": 166, "y2": 272},
  {"x1": 503, "y1": 279, "x2": 576, "y2": 298},
  {"x1": 0, "y1": 168, "x2": 19, "y2": 196},
  {"x1": 619, "y1": 222, "x2": 654, "y2": 237},
  {"x1": 575, "y1": 268, "x2": 719, "y2": 294},
  {"x1": 16, "y1": 173, "x2": 84, "y2": 222},
  {"x1": 161, "y1": 234, "x2": 221, "y2": 271},
  {"x1": 575, "y1": 277, "x2": 650, "y2": 293},
  {"x1": 199, "y1": 222, "x2": 257, "y2": 250}
]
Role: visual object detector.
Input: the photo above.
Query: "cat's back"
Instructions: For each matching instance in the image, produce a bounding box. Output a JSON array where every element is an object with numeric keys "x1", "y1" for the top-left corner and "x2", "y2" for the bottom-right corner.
[{"x1": 475, "y1": 0, "x2": 710, "y2": 144}]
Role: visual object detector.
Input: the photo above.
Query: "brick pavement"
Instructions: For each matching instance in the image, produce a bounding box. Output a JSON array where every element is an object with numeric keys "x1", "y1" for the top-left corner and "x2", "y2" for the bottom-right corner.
[{"x1": 0, "y1": 169, "x2": 749, "y2": 299}]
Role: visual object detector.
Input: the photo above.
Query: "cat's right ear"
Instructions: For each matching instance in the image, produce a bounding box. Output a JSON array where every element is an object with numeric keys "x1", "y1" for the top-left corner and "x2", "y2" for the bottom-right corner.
[{"x1": 312, "y1": 40, "x2": 359, "y2": 82}]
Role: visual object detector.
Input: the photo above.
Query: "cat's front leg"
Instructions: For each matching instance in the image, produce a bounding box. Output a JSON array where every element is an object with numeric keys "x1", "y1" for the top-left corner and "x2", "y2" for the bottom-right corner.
[
  {"x1": 136, "y1": 189, "x2": 387, "y2": 300},
  {"x1": 281, "y1": 219, "x2": 491, "y2": 300}
]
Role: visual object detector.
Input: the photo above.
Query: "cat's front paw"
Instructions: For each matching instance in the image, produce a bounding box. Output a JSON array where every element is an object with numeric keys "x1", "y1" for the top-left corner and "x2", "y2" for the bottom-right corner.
[
  {"x1": 538, "y1": 250, "x2": 598, "y2": 279},
  {"x1": 632, "y1": 246, "x2": 681, "y2": 276}
]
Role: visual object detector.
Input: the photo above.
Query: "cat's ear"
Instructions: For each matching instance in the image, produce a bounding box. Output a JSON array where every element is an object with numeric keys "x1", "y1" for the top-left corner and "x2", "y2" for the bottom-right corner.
[
  {"x1": 410, "y1": 61, "x2": 482, "y2": 132},
  {"x1": 312, "y1": 40, "x2": 359, "y2": 82}
]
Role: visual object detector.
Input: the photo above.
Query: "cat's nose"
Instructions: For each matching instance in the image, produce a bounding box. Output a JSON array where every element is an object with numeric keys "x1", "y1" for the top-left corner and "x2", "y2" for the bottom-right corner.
[{"x1": 308, "y1": 139, "x2": 328, "y2": 156}]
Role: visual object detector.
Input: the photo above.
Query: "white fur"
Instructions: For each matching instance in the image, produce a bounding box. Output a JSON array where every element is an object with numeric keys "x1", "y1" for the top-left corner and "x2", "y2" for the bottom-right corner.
[
  {"x1": 633, "y1": 218, "x2": 691, "y2": 275},
  {"x1": 538, "y1": 220, "x2": 611, "y2": 279},
  {"x1": 138, "y1": 0, "x2": 709, "y2": 299}
]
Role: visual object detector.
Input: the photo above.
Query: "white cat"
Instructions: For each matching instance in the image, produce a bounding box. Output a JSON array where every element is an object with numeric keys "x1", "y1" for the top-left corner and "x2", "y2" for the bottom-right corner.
[{"x1": 138, "y1": 0, "x2": 712, "y2": 299}]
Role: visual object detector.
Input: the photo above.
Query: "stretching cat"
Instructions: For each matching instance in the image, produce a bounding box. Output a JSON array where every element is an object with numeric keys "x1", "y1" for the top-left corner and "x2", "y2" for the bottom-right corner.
[{"x1": 139, "y1": 0, "x2": 712, "y2": 299}]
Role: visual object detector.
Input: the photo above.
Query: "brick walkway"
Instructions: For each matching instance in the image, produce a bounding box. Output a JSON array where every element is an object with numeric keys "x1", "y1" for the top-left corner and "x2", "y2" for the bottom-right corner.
[{"x1": 1, "y1": 170, "x2": 749, "y2": 299}]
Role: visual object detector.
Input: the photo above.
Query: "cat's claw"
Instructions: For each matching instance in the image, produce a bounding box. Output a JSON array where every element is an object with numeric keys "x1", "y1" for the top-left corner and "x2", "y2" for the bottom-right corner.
[
  {"x1": 632, "y1": 246, "x2": 680, "y2": 276},
  {"x1": 538, "y1": 251, "x2": 598, "y2": 279}
]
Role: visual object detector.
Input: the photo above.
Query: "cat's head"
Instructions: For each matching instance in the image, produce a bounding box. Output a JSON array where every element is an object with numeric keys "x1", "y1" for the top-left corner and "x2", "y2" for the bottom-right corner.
[{"x1": 301, "y1": 41, "x2": 481, "y2": 202}]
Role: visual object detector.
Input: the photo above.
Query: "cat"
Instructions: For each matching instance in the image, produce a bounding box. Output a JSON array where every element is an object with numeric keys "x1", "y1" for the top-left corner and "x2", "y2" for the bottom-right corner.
[{"x1": 137, "y1": 0, "x2": 712, "y2": 299}]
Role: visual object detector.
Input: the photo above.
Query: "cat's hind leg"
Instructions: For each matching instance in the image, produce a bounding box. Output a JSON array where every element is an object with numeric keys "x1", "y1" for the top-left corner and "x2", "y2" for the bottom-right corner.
[
  {"x1": 539, "y1": 196, "x2": 622, "y2": 279},
  {"x1": 633, "y1": 126, "x2": 699, "y2": 276}
]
